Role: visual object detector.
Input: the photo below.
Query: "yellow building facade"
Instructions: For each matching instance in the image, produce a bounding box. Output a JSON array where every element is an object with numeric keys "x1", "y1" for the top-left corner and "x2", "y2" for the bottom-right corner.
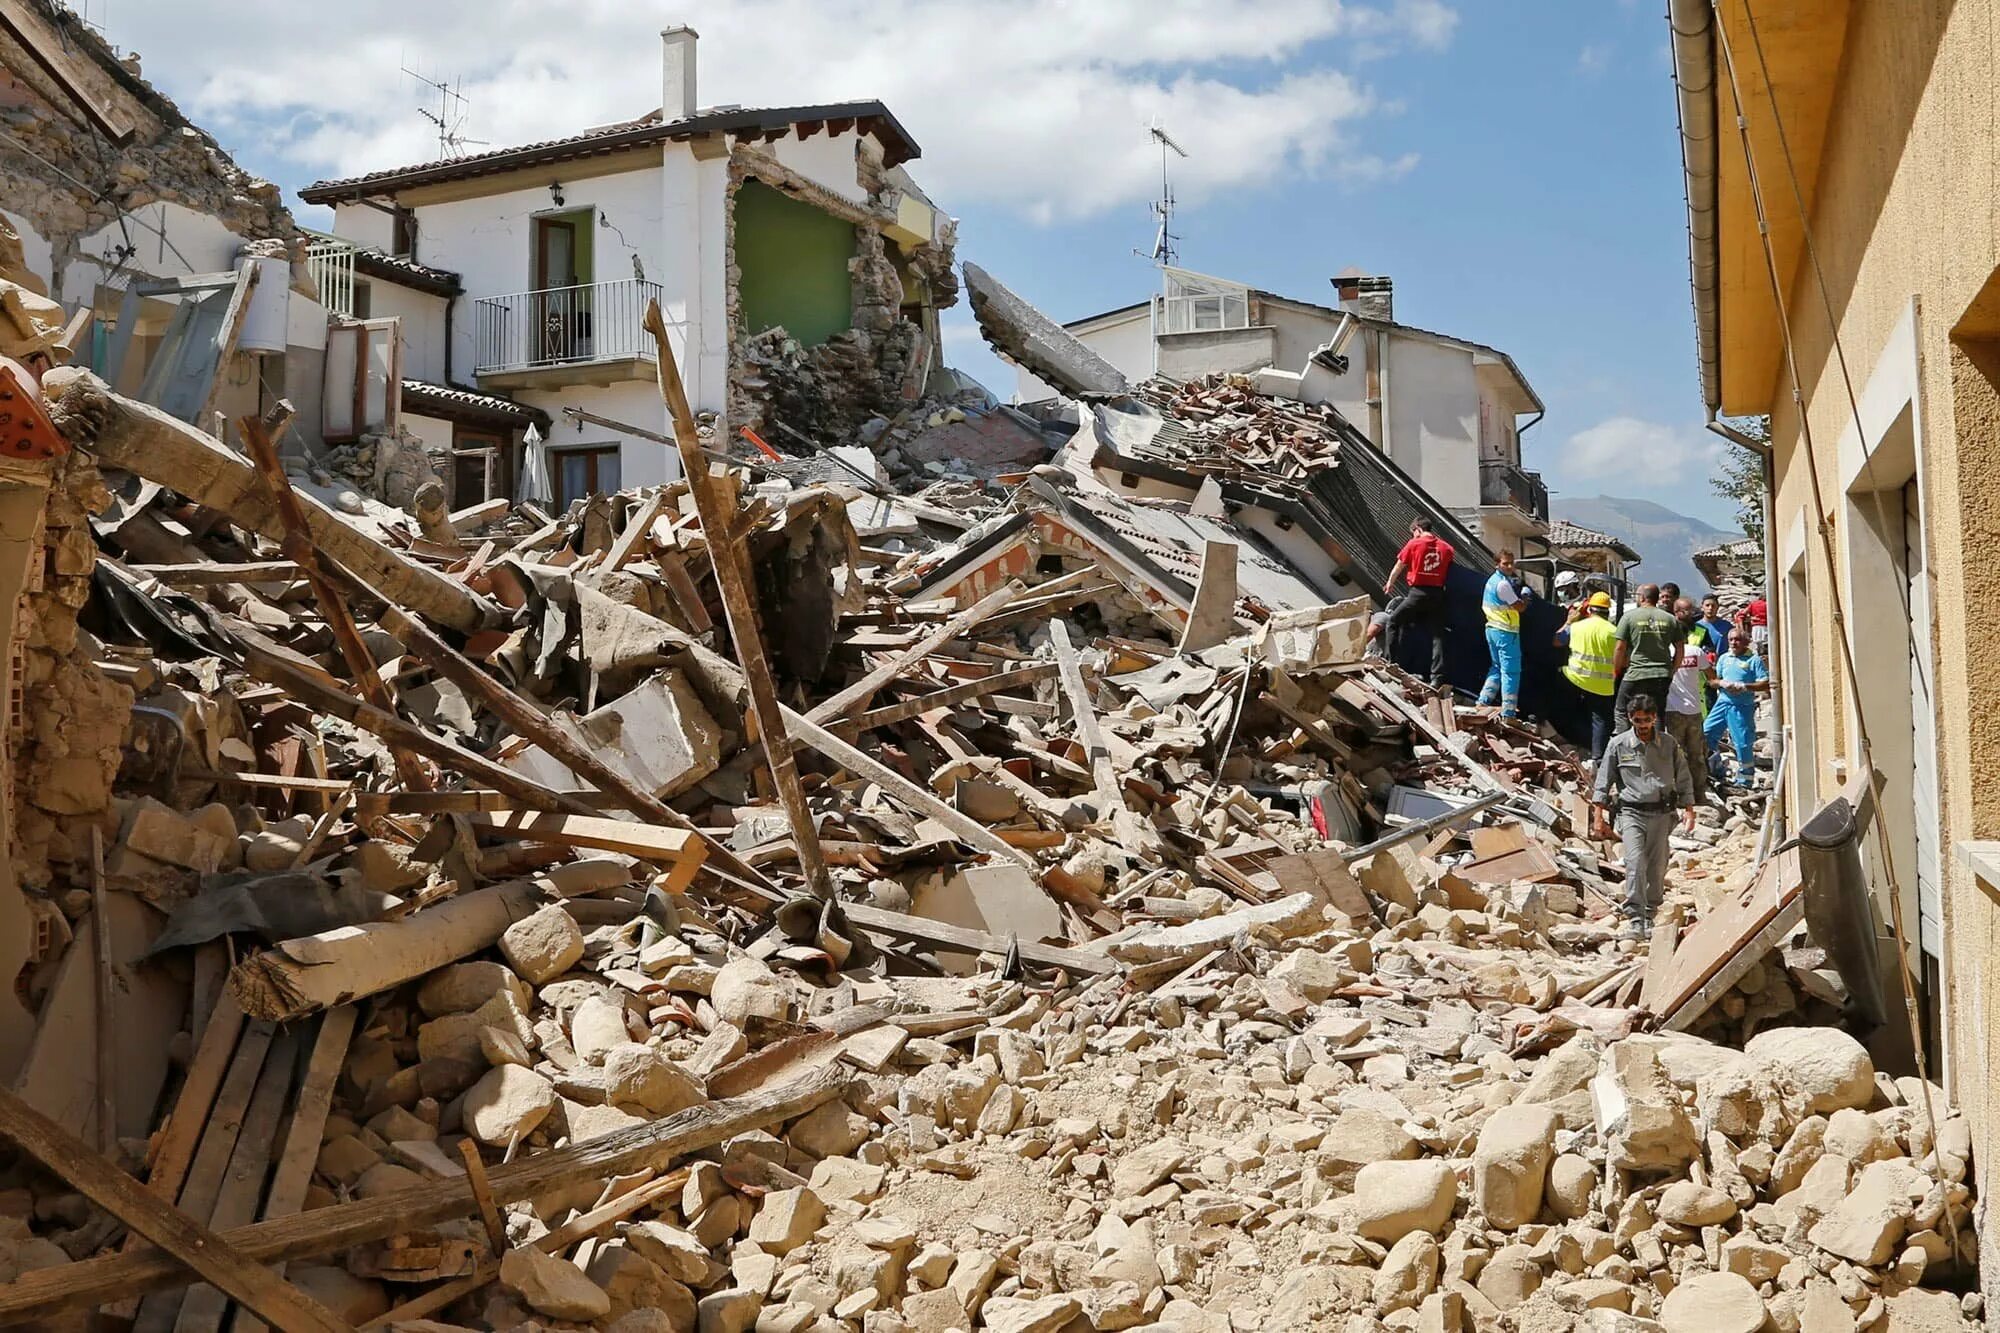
[{"x1": 1673, "y1": 0, "x2": 2000, "y2": 1287}]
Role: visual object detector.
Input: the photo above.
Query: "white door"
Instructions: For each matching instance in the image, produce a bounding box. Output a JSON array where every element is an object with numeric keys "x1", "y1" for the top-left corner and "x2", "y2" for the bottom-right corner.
[{"x1": 1905, "y1": 480, "x2": 1941, "y2": 960}]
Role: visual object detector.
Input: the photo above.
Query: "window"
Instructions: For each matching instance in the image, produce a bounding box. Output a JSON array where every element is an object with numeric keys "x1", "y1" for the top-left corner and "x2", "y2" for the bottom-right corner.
[
  {"x1": 554, "y1": 445, "x2": 620, "y2": 508},
  {"x1": 351, "y1": 280, "x2": 373, "y2": 320},
  {"x1": 391, "y1": 207, "x2": 417, "y2": 259},
  {"x1": 452, "y1": 427, "x2": 507, "y2": 505}
]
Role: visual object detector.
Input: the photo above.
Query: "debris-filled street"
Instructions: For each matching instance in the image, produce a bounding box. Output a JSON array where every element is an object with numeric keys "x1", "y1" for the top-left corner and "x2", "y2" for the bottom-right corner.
[{"x1": 0, "y1": 2, "x2": 1987, "y2": 1331}]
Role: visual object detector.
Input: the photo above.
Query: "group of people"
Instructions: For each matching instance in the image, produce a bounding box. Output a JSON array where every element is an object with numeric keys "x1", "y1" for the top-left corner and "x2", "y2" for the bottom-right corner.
[
  {"x1": 1374, "y1": 518, "x2": 1774, "y2": 939},
  {"x1": 1573, "y1": 581, "x2": 1770, "y2": 937}
]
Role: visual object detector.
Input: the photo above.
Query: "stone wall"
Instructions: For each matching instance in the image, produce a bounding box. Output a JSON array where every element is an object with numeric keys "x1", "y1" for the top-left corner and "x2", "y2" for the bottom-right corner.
[
  {"x1": 10, "y1": 450, "x2": 128, "y2": 890},
  {"x1": 0, "y1": 0, "x2": 295, "y2": 293},
  {"x1": 724, "y1": 144, "x2": 955, "y2": 447}
]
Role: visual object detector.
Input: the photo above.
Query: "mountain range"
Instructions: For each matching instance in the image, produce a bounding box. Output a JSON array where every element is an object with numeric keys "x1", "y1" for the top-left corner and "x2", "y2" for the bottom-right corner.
[{"x1": 1551, "y1": 495, "x2": 1740, "y2": 595}]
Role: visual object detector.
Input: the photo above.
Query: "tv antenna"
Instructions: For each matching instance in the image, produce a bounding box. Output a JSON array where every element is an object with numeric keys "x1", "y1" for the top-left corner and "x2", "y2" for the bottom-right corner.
[
  {"x1": 1133, "y1": 122, "x2": 1187, "y2": 268},
  {"x1": 403, "y1": 65, "x2": 487, "y2": 160}
]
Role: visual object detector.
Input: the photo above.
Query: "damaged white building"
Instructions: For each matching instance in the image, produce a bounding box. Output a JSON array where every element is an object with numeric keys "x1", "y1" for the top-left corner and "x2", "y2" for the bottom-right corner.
[
  {"x1": 1015, "y1": 269, "x2": 1550, "y2": 555},
  {"x1": 301, "y1": 27, "x2": 960, "y2": 509}
]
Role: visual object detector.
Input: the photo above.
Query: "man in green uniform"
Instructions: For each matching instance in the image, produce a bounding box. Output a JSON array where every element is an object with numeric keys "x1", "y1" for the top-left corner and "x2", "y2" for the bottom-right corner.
[{"x1": 1612, "y1": 583, "x2": 1685, "y2": 734}]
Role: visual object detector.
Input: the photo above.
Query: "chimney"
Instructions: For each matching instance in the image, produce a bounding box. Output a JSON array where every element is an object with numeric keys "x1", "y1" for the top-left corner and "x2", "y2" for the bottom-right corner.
[
  {"x1": 661, "y1": 26, "x2": 698, "y2": 122},
  {"x1": 1333, "y1": 274, "x2": 1394, "y2": 322}
]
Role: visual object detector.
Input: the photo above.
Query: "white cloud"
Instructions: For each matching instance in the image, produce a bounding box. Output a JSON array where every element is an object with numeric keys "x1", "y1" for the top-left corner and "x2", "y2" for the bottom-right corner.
[
  {"x1": 1557, "y1": 416, "x2": 1725, "y2": 480},
  {"x1": 1577, "y1": 44, "x2": 1611, "y2": 75},
  {"x1": 101, "y1": 0, "x2": 1455, "y2": 224}
]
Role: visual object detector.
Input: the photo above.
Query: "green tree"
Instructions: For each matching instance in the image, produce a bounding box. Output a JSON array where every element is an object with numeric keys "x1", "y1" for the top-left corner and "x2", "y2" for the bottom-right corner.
[{"x1": 1711, "y1": 415, "x2": 1769, "y2": 546}]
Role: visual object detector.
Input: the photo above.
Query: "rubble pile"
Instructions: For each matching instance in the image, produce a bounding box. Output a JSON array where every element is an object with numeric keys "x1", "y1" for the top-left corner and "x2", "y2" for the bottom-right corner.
[{"x1": 0, "y1": 351, "x2": 1974, "y2": 1333}]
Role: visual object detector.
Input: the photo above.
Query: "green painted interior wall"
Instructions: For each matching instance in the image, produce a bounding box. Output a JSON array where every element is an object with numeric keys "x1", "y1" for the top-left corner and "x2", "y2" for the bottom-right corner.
[{"x1": 734, "y1": 180, "x2": 855, "y2": 347}]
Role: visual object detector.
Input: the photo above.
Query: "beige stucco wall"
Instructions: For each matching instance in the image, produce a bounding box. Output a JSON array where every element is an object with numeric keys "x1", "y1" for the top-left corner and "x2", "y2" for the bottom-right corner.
[{"x1": 1739, "y1": 0, "x2": 1998, "y2": 1286}]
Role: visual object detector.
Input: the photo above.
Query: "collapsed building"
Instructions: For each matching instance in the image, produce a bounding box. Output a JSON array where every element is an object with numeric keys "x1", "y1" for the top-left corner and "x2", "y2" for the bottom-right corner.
[{"x1": 0, "y1": 10, "x2": 1977, "y2": 1333}]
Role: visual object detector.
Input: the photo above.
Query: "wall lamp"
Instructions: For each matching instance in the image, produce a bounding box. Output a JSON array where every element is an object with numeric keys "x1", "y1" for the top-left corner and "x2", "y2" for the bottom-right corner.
[{"x1": 549, "y1": 181, "x2": 565, "y2": 208}]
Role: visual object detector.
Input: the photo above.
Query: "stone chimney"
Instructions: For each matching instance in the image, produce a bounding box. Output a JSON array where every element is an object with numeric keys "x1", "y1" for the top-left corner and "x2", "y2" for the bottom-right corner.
[
  {"x1": 1333, "y1": 274, "x2": 1394, "y2": 321},
  {"x1": 661, "y1": 26, "x2": 698, "y2": 122}
]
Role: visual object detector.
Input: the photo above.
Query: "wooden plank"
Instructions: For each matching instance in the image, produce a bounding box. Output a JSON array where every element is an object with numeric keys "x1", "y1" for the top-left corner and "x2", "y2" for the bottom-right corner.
[
  {"x1": 175, "y1": 1028, "x2": 302, "y2": 1333},
  {"x1": 461, "y1": 810, "x2": 701, "y2": 863},
  {"x1": 837, "y1": 901, "x2": 1116, "y2": 977},
  {"x1": 357, "y1": 1170, "x2": 687, "y2": 1331},
  {"x1": 830, "y1": 662, "x2": 1061, "y2": 740},
  {"x1": 456, "y1": 1140, "x2": 507, "y2": 1256},
  {"x1": 643, "y1": 301, "x2": 831, "y2": 899},
  {"x1": 103, "y1": 995, "x2": 249, "y2": 1323},
  {"x1": 806, "y1": 578, "x2": 1024, "y2": 724},
  {"x1": 133, "y1": 1020, "x2": 277, "y2": 1333},
  {"x1": 1661, "y1": 896, "x2": 1805, "y2": 1032},
  {"x1": 780, "y1": 708, "x2": 1033, "y2": 869},
  {"x1": 183, "y1": 772, "x2": 352, "y2": 796},
  {"x1": 241, "y1": 413, "x2": 432, "y2": 795},
  {"x1": 232, "y1": 1007, "x2": 358, "y2": 1333},
  {"x1": 134, "y1": 562, "x2": 303, "y2": 586},
  {"x1": 0, "y1": 1, "x2": 137, "y2": 139},
  {"x1": 1048, "y1": 621, "x2": 1121, "y2": 812},
  {"x1": 0, "y1": 1086, "x2": 352, "y2": 1333},
  {"x1": 86, "y1": 830, "x2": 115, "y2": 1155},
  {"x1": 604, "y1": 488, "x2": 672, "y2": 571},
  {"x1": 1640, "y1": 848, "x2": 1802, "y2": 1017},
  {"x1": 0, "y1": 1067, "x2": 851, "y2": 1322},
  {"x1": 357, "y1": 592, "x2": 774, "y2": 900}
]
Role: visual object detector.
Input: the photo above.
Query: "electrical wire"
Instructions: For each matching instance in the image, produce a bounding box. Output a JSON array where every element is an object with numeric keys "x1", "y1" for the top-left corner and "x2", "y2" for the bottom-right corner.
[{"x1": 1709, "y1": 0, "x2": 1961, "y2": 1257}]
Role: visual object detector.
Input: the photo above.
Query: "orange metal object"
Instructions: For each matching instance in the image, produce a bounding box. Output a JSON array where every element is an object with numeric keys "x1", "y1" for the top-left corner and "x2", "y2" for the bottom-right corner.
[{"x1": 0, "y1": 364, "x2": 67, "y2": 461}]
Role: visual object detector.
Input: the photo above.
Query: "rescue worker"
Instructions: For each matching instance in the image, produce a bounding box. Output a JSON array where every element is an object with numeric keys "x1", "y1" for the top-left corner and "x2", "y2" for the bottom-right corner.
[
  {"x1": 1556, "y1": 592, "x2": 1618, "y2": 760},
  {"x1": 1665, "y1": 597, "x2": 1717, "y2": 805},
  {"x1": 1591, "y1": 696, "x2": 1696, "y2": 940},
  {"x1": 1704, "y1": 628, "x2": 1770, "y2": 785},
  {"x1": 1382, "y1": 517, "x2": 1453, "y2": 687},
  {"x1": 1477, "y1": 549, "x2": 1529, "y2": 718},
  {"x1": 1612, "y1": 583, "x2": 1684, "y2": 732}
]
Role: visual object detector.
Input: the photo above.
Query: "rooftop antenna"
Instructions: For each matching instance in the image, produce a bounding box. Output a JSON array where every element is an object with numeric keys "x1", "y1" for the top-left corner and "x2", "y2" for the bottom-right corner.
[
  {"x1": 1133, "y1": 121, "x2": 1187, "y2": 268},
  {"x1": 403, "y1": 64, "x2": 487, "y2": 160}
]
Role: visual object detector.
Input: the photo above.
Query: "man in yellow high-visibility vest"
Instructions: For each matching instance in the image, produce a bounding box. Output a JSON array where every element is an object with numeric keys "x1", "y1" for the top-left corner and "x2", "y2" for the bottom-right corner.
[{"x1": 1556, "y1": 591, "x2": 1618, "y2": 760}]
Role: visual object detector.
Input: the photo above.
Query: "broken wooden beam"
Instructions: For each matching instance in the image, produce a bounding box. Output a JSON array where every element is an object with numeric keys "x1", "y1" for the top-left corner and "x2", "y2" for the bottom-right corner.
[
  {"x1": 1049, "y1": 620, "x2": 1122, "y2": 813},
  {"x1": 837, "y1": 901, "x2": 1116, "y2": 976},
  {"x1": 459, "y1": 811, "x2": 705, "y2": 891},
  {"x1": 830, "y1": 661, "x2": 1062, "y2": 739},
  {"x1": 42, "y1": 367, "x2": 497, "y2": 633},
  {"x1": 779, "y1": 707, "x2": 1033, "y2": 869},
  {"x1": 806, "y1": 578, "x2": 1024, "y2": 724},
  {"x1": 644, "y1": 300, "x2": 831, "y2": 899},
  {"x1": 228, "y1": 859, "x2": 629, "y2": 1023},
  {"x1": 361, "y1": 594, "x2": 777, "y2": 899},
  {"x1": 242, "y1": 412, "x2": 433, "y2": 795},
  {"x1": 0, "y1": 1066, "x2": 849, "y2": 1323},
  {"x1": 0, "y1": 1085, "x2": 353, "y2": 1333}
]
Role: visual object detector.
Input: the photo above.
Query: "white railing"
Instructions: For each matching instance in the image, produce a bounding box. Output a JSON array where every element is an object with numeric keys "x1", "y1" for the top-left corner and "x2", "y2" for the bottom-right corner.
[
  {"x1": 303, "y1": 235, "x2": 357, "y2": 319},
  {"x1": 473, "y1": 280, "x2": 663, "y2": 375}
]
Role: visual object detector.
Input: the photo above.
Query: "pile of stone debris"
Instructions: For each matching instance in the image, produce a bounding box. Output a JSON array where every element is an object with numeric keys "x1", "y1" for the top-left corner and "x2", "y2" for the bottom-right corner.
[{"x1": 0, "y1": 357, "x2": 1971, "y2": 1333}]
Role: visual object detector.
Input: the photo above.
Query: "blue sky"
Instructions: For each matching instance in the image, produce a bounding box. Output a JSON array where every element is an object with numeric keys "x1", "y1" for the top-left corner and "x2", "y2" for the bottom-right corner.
[{"x1": 103, "y1": 0, "x2": 1736, "y2": 529}]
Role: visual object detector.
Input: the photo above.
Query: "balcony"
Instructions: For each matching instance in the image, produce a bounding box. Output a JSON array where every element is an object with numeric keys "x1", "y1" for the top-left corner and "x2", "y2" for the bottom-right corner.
[
  {"x1": 1479, "y1": 458, "x2": 1549, "y2": 523},
  {"x1": 473, "y1": 280, "x2": 662, "y2": 390},
  {"x1": 302, "y1": 234, "x2": 357, "y2": 319}
]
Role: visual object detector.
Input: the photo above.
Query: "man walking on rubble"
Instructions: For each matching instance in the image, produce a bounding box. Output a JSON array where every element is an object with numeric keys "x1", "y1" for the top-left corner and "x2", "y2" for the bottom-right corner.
[
  {"x1": 1592, "y1": 697, "x2": 1696, "y2": 939},
  {"x1": 1612, "y1": 583, "x2": 1684, "y2": 732},
  {"x1": 1705, "y1": 628, "x2": 1770, "y2": 786},
  {"x1": 1477, "y1": 549, "x2": 1530, "y2": 719},
  {"x1": 1556, "y1": 591, "x2": 1618, "y2": 761},
  {"x1": 1382, "y1": 517, "x2": 1453, "y2": 687},
  {"x1": 1666, "y1": 597, "x2": 1717, "y2": 805}
]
